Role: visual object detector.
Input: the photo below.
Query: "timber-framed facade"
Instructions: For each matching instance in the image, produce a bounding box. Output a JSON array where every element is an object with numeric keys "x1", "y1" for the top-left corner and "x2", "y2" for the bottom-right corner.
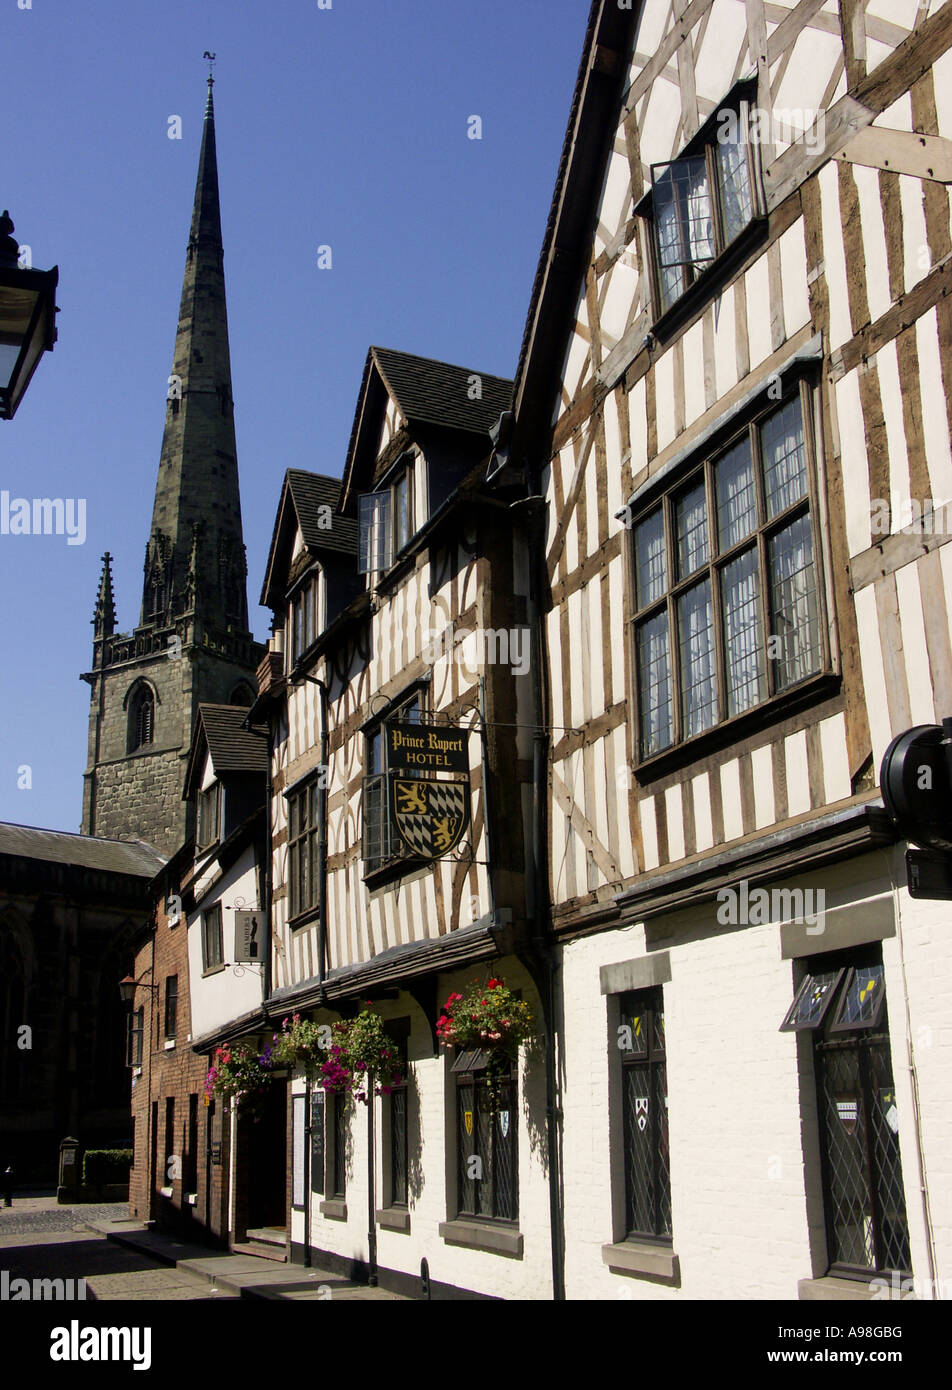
[
  {"x1": 251, "y1": 348, "x2": 554, "y2": 1298},
  {"x1": 510, "y1": 0, "x2": 952, "y2": 1300}
]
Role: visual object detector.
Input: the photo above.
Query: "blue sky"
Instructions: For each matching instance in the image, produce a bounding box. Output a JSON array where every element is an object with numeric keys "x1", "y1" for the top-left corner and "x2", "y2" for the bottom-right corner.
[{"x1": 0, "y1": 0, "x2": 588, "y2": 834}]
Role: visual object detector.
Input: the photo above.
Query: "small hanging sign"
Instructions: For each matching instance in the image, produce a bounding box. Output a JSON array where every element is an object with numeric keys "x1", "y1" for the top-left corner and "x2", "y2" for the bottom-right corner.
[
  {"x1": 464, "y1": 1110, "x2": 473, "y2": 1136},
  {"x1": 235, "y1": 910, "x2": 262, "y2": 963}
]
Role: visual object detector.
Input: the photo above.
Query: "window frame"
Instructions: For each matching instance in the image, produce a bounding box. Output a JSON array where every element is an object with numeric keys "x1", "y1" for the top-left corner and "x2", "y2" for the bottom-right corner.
[
  {"x1": 358, "y1": 453, "x2": 417, "y2": 576},
  {"x1": 618, "y1": 987, "x2": 672, "y2": 1245},
  {"x1": 196, "y1": 779, "x2": 222, "y2": 851},
  {"x1": 331, "y1": 1092, "x2": 348, "y2": 1200},
  {"x1": 127, "y1": 1005, "x2": 144, "y2": 1068},
  {"x1": 287, "y1": 571, "x2": 321, "y2": 671},
  {"x1": 201, "y1": 903, "x2": 224, "y2": 974},
  {"x1": 163, "y1": 975, "x2": 178, "y2": 1042},
  {"x1": 637, "y1": 80, "x2": 764, "y2": 324},
  {"x1": 287, "y1": 776, "x2": 321, "y2": 923},
  {"x1": 783, "y1": 948, "x2": 911, "y2": 1279},
  {"x1": 625, "y1": 379, "x2": 830, "y2": 768},
  {"x1": 362, "y1": 687, "x2": 428, "y2": 878},
  {"x1": 384, "y1": 1019, "x2": 411, "y2": 1211},
  {"x1": 454, "y1": 1056, "x2": 518, "y2": 1226},
  {"x1": 128, "y1": 684, "x2": 155, "y2": 753}
]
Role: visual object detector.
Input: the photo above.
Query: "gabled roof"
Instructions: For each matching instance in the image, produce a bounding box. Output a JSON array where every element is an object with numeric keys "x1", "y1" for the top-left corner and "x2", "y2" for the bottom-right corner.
[
  {"x1": 259, "y1": 470, "x2": 357, "y2": 610},
  {"x1": 286, "y1": 471, "x2": 358, "y2": 555},
  {"x1": 371, "y1": 346, "x2": 512, "y2": 435},
  {"x1": 183, "y1": 703, "x2": 268, "y2": 797},
  {"x1": 511, "y1": 1, "x2": 639, "y2": 459},
  {"x1": 340, "y1": 346, "x2": 513, "y2": 511},
  {"x1": 0, "y1": 822, "x2": 166, "y2": 878}
]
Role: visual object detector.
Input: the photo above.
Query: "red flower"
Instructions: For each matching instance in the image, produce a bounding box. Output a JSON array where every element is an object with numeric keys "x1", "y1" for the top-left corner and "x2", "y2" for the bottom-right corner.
[{"x1": 488, "y1": 978, "x2": 502, "y2": 989}]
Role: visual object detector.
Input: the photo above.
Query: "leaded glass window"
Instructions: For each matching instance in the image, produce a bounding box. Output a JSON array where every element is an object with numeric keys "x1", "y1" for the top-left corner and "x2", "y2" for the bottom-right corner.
[
  {"x1": 288, "y1": 778, "x2": 320, "y2": 920},
  {"x1": 629, "y1": 388, "x2": 823, "y2": 760},
  {"x1": 363, "y1": 691, "x2": 425, "y2": 874},
  {"x1": 619, "y1": 989, "x2": 670, "y2": 1242},
  {"x1": 455, "y1": 1059, "x2": 517, "y2": 1223},
  {"x1": 648, "y1": 99, "x2": 756, "y2": 315},
  {"x1": 781, "y1": 952, "x2": 910, "y2": 1277}
]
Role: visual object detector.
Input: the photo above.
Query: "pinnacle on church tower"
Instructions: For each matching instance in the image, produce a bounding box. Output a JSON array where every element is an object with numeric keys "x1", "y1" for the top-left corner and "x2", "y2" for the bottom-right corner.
[
  {"x1": 80, "y1": 67, "x2": 263, "y2": 854},
  {"x1": 92, "y1": 552, "x2": 116, "y2": 640}
]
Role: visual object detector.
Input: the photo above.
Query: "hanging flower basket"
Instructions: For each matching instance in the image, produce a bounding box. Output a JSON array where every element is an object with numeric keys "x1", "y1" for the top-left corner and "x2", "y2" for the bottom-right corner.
[
  {"x1": 436, "y1": 977, "x2": 535, "y2": 1108},
  {"x1": 271, "y1": 1013, "x2": 330, "y2": 1075},
  {"x1": 313, "y1": 1008, "x2": 404, "y2": 1104},
  {"x1": 203, "y1": 1038, "x2": 274, "y2": 1117},
  {"x1": 342, "y1": 1007, "x2": 404, "y2": 1104}
]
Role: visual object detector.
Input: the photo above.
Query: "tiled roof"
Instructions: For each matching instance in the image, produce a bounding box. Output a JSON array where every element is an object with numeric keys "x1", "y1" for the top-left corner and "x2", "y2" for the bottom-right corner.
[
  {"x1": 199, "y1": 705, "x2": 269, "y2": 774},
  {"x1": 0, "y1": 822, "x2": 166, "y2": 877},
  {"x1": 285, "y1": 471, "x2": 358, "y2": 555},
  {"x1": 370, "y1": 346, "x2": 513, "y2": 435}
]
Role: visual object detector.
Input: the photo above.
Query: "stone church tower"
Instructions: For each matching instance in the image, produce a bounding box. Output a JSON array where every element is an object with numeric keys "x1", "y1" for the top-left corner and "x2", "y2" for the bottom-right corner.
[{"x1": 81, "y1": 76, "x2": 264, "y2": 855}]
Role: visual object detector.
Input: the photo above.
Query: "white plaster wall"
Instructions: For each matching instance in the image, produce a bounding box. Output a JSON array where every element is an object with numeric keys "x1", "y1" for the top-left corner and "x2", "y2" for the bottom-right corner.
[
  {"x1": 294, "y1": 960, "x2": 553, "y2": 1299},
  {"x1": 558, "y1": 851, "x2": 952, "y2": 1299},
  {"x1": 188, "y1": 848, "x2": 264, "y2": 1040}
]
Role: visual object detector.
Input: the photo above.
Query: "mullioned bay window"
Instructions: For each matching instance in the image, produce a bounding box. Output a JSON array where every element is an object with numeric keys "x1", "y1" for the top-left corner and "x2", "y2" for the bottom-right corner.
[{"x1": 628, "y1": 385, "x2": 826, "y2": 763}]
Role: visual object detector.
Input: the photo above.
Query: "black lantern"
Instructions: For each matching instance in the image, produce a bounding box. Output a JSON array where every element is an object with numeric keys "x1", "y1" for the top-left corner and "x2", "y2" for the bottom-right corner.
[
  {"x1": 0, "y1": 210, "x2": 58, "y2": 420},
  {"x1": 118, "y1": 973, "x2": 159, "y2": 1005}
]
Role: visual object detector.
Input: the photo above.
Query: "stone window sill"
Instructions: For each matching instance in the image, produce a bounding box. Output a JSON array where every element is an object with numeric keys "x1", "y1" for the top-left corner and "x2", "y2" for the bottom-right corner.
[
  {"x1": 319, "y1": 1199, "x2": 347, "y2": 1221},
  {"x1": 376, "y1": 1207, "x2": 410, "y2": 1233},
  {"x1": 602, "y1": 1240, "x2": 679, "y2": 1282},
  {"x1": 439, "y1": 1218, "x2": 523, "y2": 1258},
  {"x1": 798, "y1": 1276, "x2": 890, "y2": 1301},
  {"x1": 163, "y1": 1040, "x2": 175, "y2": 1050}
]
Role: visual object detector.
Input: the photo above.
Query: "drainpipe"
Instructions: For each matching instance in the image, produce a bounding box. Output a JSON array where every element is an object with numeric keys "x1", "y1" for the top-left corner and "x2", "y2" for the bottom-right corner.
[
  {"x1": 317, "y1": 677, "x2": 329, "y2": 1001},
  {"x1": 367, "y1": 1077, "x2": 378, "y2": 1286},
  {"x1": 512, "y1": 489, "x2": 565, "y2": 1302}
]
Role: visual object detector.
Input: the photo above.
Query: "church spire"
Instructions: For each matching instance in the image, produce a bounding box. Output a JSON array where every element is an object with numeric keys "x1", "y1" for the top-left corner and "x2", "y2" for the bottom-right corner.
[{"x1": 143, "y1": 66, "x2": 248, "y2": 634}]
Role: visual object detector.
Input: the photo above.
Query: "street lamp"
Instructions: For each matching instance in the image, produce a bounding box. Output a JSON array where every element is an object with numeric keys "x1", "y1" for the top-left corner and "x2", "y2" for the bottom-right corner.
[
  {"x1": 0, "y1": 210, "x2": 58, "y2": 420},
  {"x1": 118, "y1": 973, "x2": 159, "y2": 1006}
]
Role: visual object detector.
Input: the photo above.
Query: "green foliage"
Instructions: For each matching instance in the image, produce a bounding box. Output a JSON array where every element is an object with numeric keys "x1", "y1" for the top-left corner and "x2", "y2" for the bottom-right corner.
[
  {"x1": 271, "y1": 1013, "x2": 329, "y2": 1073},
  {"x1": 203, "y1": 1038, "x2": 274, "y2": 1109},
  {"x1": 83, "y1": 1148, "x2": 133, "y2": 1187}
]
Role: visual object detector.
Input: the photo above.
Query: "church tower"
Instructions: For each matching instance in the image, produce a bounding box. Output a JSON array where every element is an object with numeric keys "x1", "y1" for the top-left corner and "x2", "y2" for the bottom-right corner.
[{"x1": 81, "y1": 73, "x2": 264, "y2": 854}]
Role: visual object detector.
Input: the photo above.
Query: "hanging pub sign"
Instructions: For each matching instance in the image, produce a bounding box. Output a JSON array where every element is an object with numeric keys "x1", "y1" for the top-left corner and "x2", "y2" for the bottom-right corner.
[
  {"x1": 234, "y1": 910, "x2": 262, "y2": 963},
  {"x1": 390, "y1": 775, "x2": 471, "y2": 859},
  {"x1": 386, "y1": 721, "x2": 470, "y2": 774}
]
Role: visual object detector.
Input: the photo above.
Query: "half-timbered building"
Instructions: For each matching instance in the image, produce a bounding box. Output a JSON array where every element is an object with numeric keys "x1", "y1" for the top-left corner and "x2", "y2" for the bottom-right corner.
[
  {"x1": 510, "y1": 0, "x2": 952, "y2": 1300},
  {"x1": 253, "y1": 349, "x2": 560, "y2": 1298}
]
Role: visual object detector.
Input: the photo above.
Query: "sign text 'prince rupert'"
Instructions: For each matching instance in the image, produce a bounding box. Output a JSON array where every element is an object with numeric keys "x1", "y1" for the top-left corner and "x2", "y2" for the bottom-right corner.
[{"x1": 386, "y1": 723, "x2": 470, "y2": 774}]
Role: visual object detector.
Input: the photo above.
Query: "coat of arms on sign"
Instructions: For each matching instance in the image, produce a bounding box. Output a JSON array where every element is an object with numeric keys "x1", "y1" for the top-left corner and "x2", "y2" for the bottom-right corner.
[
  {"x1": 635, "y1": 1096, "x2": 649, "y2": 1131},
  {"x1": 390, "y1": 776, "x2": 471, "y2": 858}
]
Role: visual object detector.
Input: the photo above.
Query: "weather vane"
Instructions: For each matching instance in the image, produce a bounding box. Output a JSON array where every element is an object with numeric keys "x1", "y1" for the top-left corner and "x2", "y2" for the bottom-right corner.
[{"x1": 203, "y1": 50, "x2": 216, "y2": 85}]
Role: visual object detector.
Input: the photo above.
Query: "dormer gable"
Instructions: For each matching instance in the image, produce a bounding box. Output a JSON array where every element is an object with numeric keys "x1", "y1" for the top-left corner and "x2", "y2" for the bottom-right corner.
[
  {"x1": 339, "y1": 345, "x2": 513, "y2": 579},
  {"x1": 183, "y1": 703, "x2": 268, "y2": 849}
]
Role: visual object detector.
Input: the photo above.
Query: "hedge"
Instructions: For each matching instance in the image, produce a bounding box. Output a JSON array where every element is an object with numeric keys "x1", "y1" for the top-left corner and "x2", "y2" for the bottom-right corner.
[{"x1": 82, "y1": 1148, "x2": 133, "y2": 1188}]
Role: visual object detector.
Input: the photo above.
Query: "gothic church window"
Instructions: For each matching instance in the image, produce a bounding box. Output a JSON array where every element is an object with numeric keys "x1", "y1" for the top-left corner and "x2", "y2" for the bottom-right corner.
[{"x1": 128, "y1": 684, "x2": 155, "y2": 753}]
